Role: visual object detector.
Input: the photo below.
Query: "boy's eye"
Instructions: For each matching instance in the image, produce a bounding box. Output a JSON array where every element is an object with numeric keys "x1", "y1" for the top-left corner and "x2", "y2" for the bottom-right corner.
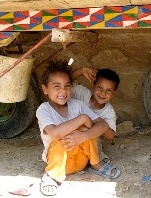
[
  {"x1": 65, "y1": 84, "x2": 71, "y2": 88},
  {"x1": 98, "y1": 86, "x2": 103, "y2": 90},
  {"x1": 107, "y1": 89, "x2": 112, "y2": 93},
  {"x1": 54, "y1": 85, "x2": 60, "y2": 88}
]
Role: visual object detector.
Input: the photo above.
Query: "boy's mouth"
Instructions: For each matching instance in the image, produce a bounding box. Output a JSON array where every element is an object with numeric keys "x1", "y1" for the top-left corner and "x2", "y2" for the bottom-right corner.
[
  {"x1": 58, "y1": 96, "x2": 67, "y2": 100},
  {"x1": 98, "y1": 95, "x2": 106, "y2": 100}
]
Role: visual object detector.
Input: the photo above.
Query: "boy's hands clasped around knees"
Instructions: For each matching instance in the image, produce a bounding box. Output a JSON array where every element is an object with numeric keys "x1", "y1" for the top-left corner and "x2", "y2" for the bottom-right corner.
[{"x1": 60, "y1": 130, "x2": 86, "y2": 151}]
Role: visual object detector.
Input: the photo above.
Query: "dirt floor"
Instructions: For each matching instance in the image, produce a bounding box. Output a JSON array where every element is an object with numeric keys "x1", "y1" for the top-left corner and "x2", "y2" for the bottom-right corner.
[{"x1": 0, "y1": 122, "x2": 151, "y2": 198}]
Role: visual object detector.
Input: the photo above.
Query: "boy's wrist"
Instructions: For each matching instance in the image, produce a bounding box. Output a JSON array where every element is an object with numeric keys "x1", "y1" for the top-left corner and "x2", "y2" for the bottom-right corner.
[{"x1": 81, "y1": 114, "x2": 93, "y2": 129}]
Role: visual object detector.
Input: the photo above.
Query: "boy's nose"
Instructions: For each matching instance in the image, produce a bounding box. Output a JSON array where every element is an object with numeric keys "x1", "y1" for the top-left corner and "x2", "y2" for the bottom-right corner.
[{"x1": 60, "y1": 87, "x2": 67, "y2": 92}]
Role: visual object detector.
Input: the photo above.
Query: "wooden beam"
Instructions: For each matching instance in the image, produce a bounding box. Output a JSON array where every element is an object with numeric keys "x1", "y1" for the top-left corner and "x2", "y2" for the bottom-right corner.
[
  {"x1": 0, "y1": 0, "x2": 151, "y2": 12},
  {"x1": 51, "y1": 29, "x2": 98, "y2": 42},
  {"x1": 131, "y1": 0, "x2": 151, "y2": 5}
]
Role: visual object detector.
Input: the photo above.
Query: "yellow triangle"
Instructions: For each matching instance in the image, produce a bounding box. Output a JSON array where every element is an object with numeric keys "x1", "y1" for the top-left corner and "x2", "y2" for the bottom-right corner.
[
  {"x1": 31, "y1": 24, "x2": 43, "y2": 31},
  {"x1": 124, "y1": 6, "x2": 138, "y2": 14},
  {"x1": 60, "y1": 10, "x2": 73, "y2": 16},
  {"x1": 42, "y1": 16, "x2": 56, "y2": 23},
  {"x1": 105, "y1": 13, "x2": 121, "y2": 21},
  {"x1": 90, "y1": 21, "x2": 105, "y2": 29},
  {"x1": 0, "y1": 12, "x2": 14, "y2": 19}
]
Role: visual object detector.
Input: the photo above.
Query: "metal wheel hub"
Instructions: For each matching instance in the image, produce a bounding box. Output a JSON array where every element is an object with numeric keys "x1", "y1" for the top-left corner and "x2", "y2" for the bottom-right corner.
[{"x1": 0, "y1": 103, "x2": 16, "y2": 122}]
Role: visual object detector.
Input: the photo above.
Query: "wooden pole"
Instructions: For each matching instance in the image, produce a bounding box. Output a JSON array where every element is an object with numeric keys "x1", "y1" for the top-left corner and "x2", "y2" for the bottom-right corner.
[{"x1": 0, "y1": 32, "x2": 52, "y2": 79}]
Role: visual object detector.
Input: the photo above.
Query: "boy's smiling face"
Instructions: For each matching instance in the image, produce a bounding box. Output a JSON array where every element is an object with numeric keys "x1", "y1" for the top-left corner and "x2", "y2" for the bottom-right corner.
[
  {"x1": 92, "y1": 77, "x2": 116, "y2": 108},
  {"x1": 42, "y1": 72, "x2": 72, "y2": 106}
]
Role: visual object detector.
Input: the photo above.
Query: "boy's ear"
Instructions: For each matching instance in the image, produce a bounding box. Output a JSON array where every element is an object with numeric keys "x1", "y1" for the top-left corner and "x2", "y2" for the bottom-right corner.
[
  {"x1": 42, "y1": 84, "x2": 48, "y2": 95},
  {"x1": 113, "y1": 90, "x2": 117, "y2": 95}
]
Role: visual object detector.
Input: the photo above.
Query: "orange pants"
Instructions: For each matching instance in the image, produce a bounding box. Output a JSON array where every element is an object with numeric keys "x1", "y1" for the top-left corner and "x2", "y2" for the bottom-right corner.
[{"x1": 45, "y1": 138, "x2": 99, "y2": 182}]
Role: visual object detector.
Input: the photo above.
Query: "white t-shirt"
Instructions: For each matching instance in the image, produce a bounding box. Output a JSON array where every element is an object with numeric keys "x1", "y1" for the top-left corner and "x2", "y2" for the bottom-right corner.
[
  {"x1": 36, "y1": 99, "x2": 99, "y2": 162},
  {"x1": 72, "y1": 84, "x2": 117, "y2": 132}
]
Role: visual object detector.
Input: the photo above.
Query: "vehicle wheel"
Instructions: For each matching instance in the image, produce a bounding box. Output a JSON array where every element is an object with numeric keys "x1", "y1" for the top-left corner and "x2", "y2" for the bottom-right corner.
[
  {"x1": 143, "y1": 69, "x2": 151, "y2": 121},
  {"x1": 0, "y1": 76, "x2": 39, "y2": 138}
]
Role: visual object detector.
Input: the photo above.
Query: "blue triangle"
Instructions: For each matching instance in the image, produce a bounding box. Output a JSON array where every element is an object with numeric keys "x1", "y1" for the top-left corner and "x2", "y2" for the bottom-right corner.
[
  {"x1": 29, "y1": 23, "x2": 40, "y2": 29},
  {"x1": 107, "y1": 14, "x2": 122, "y2": 22},
  {"x1": 1, "y1": 32, "x2": 13, "y2": 37},
  {"x1": 90, "y1": 21, "x2": 100, "y2": 26},
  {"x1": 122, "y1": 5, "x2": 135, "y2": 12},
  {"x1": 0, "y1": 12, "x2": 10, "y2": 17},
  {"x1": 58, "y1": 9, "x2": 70, "y2": 15},
  {"x1": 139, "y1": 6, "x2": 151, "y2": 13},
  {"x1": 92, "y1": 14, "x2": 104, "y2": 21},
  {"x1": 14, "y1": 12, "x2": 28, "y2": 18},
  {"x1": 43, "y1": 24, "x2": 54, "y2": 30},
  {"x1": 105, "y1": 21, "x2": 120, "y2": 27},
  {"x1": 73, "y1": 10, "x2": 87, "y2": 16},
  {"x1": 31, "y1": 17, "x2": 42, "y2": 23},
  {"x1": 44, "y1": 17, "x2": 59, "y2": 23}
]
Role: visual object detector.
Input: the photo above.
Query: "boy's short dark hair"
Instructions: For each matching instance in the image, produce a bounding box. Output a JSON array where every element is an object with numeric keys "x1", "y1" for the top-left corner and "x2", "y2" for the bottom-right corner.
[
  {"x1": 94, "y1": 68, "x2": 120, "y2": 90},
  {"x1": 42, "y1": 60, "x2": 72, "y2": 86}
]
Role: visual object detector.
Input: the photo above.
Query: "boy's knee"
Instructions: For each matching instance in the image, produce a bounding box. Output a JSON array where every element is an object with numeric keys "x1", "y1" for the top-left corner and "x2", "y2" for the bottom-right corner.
[{"x1": 103, "y1": 130, "x2": 115, "y2": 140}]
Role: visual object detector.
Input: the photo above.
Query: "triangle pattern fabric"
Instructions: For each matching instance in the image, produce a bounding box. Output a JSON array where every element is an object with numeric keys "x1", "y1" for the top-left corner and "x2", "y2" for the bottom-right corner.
[
  {"x1": 105, "y1": 6, "x2": 122, "y2": 14},
  {"x1": 43, "y1": 9, "x2": 58, "y2": 16},
  {"x1": 14, "y1": 11, "x2": 29, "y2": 18},
  {"x1": 59, "y1": 22, "x2": 73, "y2": 28},
  {"x1": 14, "y1": 17, "x2": 30, "y2": 25},
  {"x1": 0, "y1": 12, "x2": 14, "y2": 19},
  {"x1": 89, "y1": 8, "x2": 104, "y2": 15}
]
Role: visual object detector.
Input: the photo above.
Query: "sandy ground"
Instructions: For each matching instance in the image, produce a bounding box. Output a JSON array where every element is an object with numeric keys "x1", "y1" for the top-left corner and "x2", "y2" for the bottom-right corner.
[{"x1": 0, "y1": 122, "x2": 151, "y2": 198}]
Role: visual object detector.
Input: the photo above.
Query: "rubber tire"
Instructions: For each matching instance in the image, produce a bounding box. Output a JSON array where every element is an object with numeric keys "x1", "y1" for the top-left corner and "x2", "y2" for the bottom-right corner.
[
  {"x1": 0, "y1": 76, "x2": 39, "y2": 138},
  {"x1": 143, "y1": 69, "x2": 151, "y2": 121}
]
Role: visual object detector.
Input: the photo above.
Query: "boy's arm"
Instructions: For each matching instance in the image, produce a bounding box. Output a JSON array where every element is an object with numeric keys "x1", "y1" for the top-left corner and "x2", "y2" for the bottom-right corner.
[
  {"x1": 101, "y1": 112, "x2": 117, "y2": 140},
  {"x1": 102, "y1": 128, "x2": 116, "y2": 140},
  {"x1": 71, "y1": 66, "x2": 96, "y2": 82},
  {"x1": 61, "y1": 118, "x2": 109, "y2": 150},
  {"x1": 44, "y1": 114, "x2": 93, "y2": 140},
  {"x1": 81, "y1": 117, "x2": 109, "y2": 140}
]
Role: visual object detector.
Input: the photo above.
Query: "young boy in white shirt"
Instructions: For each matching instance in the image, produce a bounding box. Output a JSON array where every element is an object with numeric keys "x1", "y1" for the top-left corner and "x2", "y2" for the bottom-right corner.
[
  {"x1": 36, "y1": 62, "x2": 120, "y2": 196},
  {"x1": 69, "y1": 67, "x2": 120, "y2": 162}
]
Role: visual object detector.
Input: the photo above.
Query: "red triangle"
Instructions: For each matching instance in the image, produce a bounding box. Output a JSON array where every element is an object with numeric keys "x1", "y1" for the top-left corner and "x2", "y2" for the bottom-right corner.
[
  {"x1": 111, "y1": 21, "x2": 123, "y2": 27},
  {"x1": 30, "y1": 18, "x2": 41, "y2": 24},
  {"x1": 140, "y1": 20, "x2": 151, "y2": 25},
  {"x1": 73, "y1": 15, "x2": 88, "y2": 21},
  {"x1": 45, "y1": 9, "x2": 58, "y2": 16},
  {"x1": 75, "y1": 8, "x2": 89, "y2": 15},
  {"x1": 3, "y1": 26, "x2": 13, "y2": 31},
  {"x1": 17, "y1": 24, "x2": 29, "y2": 29},
  {"x1": 92, "y1": 8, "x2": 104, "y2": 15},
  {"x1": 14, "y1": 17, "x2": 27, "y2": 23},
  {"x1": 108, "y1": 6, "x2": 122, "y2": 13},
  {"x1": 0, "y1": 19, "x2": 11, "y2": 24},
  {"x1": 138, "y1": 13, "x2": 150, "y2": 19},
  {"x1": 59, "y1": 16, "x2": 72, "y2": 22},
  {"x1": 122, "y1": 14, "x2": 136, "y2": 21},
  {"x1": 45, "y1": 21, "x2": 59, "y2": 28},
  {"x1": 74, "y1": 21, "x2": 89, "y2": 27},
  {"x1": 143, "y1": 5, "x2": 151, "y2": 10},
  {"x1": 0, "y1": 33, "x2": 8, "y2": 38},
  {"x1": 90, "y1": 15, "x2": 102, "y2": 22},
  {"x1": 62, "y1": 23, "x2": 73, "y2": 29},
  {"x1": 127, "y1": 22, "x2": 138, "y2": 28},
  {"x1": 15, "y1": 11, "x2": 29, "y2": 17},
  {"x1": 32, "y1": 11, "x2": 42, "y2": 18}
]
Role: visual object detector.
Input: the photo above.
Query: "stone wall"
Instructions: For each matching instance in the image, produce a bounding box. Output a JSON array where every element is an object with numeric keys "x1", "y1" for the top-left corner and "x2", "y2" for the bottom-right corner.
[{"x1": 15, "y1": 29, "x2": 151, "y2": 127}]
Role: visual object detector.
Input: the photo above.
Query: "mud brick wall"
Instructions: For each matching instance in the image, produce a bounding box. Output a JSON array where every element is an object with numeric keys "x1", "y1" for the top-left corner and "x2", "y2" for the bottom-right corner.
[{"x1": 9, "y1": 29, "x2": 151, "y2": 127}]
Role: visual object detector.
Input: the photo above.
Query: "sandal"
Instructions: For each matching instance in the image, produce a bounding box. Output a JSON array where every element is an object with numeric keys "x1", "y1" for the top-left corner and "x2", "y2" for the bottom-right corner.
[
  {"x1": 89, "y1": 163, "x2": 121, "y2": 179},
  {"x1": 40, "y1": 173, "x2": 59, "y2": 196}
]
